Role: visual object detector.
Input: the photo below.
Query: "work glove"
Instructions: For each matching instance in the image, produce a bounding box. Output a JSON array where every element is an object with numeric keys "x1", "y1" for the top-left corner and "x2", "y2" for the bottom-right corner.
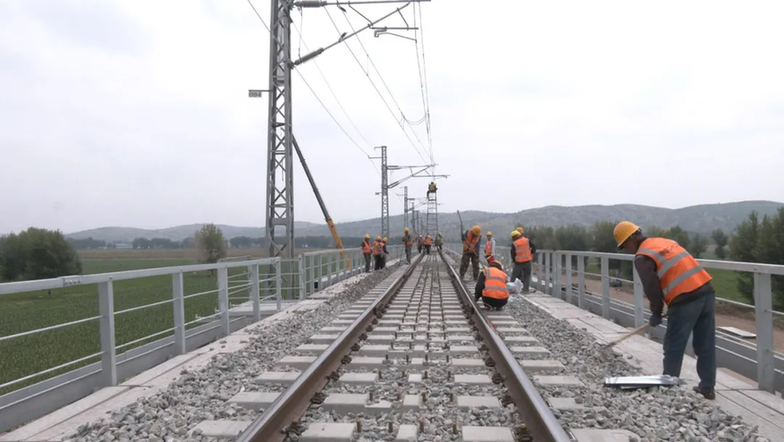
[{"x1": 649, "y1": 314, "x2": 662, "y2": 327}]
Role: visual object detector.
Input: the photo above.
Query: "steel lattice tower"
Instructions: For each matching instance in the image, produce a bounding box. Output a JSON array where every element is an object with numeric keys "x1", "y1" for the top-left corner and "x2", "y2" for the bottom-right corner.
[
  {"x1": 426, "y1": 190, "x2": 438, "y2": 236},
  {"x1": 264, "y1": 0, "x2": 295, "y2": 259},
  {"x1": 376, "y1": 146, "x2": 389, "y2": 239}
]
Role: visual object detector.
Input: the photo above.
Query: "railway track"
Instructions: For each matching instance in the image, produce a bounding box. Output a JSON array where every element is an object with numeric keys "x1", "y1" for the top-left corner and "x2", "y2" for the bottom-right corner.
[{"x1": 227, "y1": 252, "x2": 571, "y2": 442}]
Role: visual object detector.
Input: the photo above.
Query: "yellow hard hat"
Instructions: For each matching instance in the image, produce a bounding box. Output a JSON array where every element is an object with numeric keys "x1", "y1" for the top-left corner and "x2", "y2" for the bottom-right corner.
[
  {"x1": 404, "y1": 227, "x2": 409, "y2": 232},
  {"x1": 516, "y1": 227, "x2": 524, "y2": 235},
  {"x1": 511, "y1": 230, "x2": 521, "y2": 238},
  {"x1": 614, "y1": 221, "x2": 640, "y2": 250},
  {"x1": 365, "y1": 234, "x2": 370, "y2": 239},
  {"x1": 376, "y1": 236, "x2": 382, "y2": 241},
  {"x1": 487, "y1": 231, "x2": 492, "y2": 236},
  {"x1": 471, "y1": 225, "x2": 481, "y2": 235},
  {"x1": 383, "y1": 237, "x2": 388, "y2": 242}
]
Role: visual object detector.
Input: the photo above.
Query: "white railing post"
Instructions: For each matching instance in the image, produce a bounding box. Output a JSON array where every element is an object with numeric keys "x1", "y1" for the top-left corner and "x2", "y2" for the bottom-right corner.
[
  {"x1": 327, "y1": 254, "x2": 333, "y2": 287},
  {"x1": 565, "y1": 253, "x2": 573, "y2": 304},
  {"x1": 218, "y1": 267, "x2": 230, "y2": 336},
  {"x1": 250, "y1": 264, "x2": 261, "y2": 322},
  {"x1": 318, "y1": 254, "x2": 323, "y2": 292},
  {"x1": 578, "y1": 255, "x2": 586, "y2": 308},
  {"x1": 275, "y1": 259, "x2": 282, "y2": 311},
  {"x1": 753, "y1": 272, "x2": 775, "y2": 392},
  {"x1": 298, "y1": 254, "x2": 306, "y2": 300},
  {"x1": 309, "y1": 254, "x2": 316, "y2": 294},
  {"x1": 601, "y1": 256, "x2": 610, "y2": 319},
  {"x1": 632, "y1": 264, "x2": 645, "y2": 327},
  {"x1": 554, "y1": 252, "x2": 562, "y2": 298},
  {"x1": 98, "y1": 281, "x2": 117, "y2": 386},
  {"x1": 544, "y1": 252, "x2": 551, "y2": 295},
  {"x1": 536, "y1": 253, "x2": 544, "y2": 291},
  {"x1": 171, "y1": 272, "x2": 186, "y2": 355}
]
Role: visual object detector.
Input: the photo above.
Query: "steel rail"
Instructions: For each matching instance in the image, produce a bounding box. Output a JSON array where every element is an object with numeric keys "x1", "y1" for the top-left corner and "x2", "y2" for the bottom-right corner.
[
  {"x1": 236, "y1": 254, "x2": 424, "y2": 442},
  {"x1": 438, "y1": 250, "x2": 573, "y2": 442}
]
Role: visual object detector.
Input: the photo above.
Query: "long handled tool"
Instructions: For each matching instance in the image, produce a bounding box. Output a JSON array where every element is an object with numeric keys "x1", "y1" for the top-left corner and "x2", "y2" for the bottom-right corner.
[{"x1": 602, "y1": 323, "x2": 650, "y2": 349}]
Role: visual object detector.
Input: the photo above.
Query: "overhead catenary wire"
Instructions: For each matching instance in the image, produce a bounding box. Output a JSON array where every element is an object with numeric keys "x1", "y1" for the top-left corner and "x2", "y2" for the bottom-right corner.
[
  {"x1": 245, "y1": 0, "x2": 380, "y2": 176},
  {"x1": 326, "y1": 8, "x2": 431, "y2": 164},
  {"x1": 413, "y1": 2, "x2": 434, "y2": 167}
]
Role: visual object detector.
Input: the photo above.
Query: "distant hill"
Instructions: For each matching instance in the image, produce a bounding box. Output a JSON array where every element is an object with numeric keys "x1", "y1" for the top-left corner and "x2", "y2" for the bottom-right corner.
[
  {"x1": 66, "y1": 201, "x2": 782, "y2": 243},
  {"x1": 296, "y1": 200, "x2": 784, "y2": 241},
  {"x1": 67, "y1": 222, "x2": 319, "y2": 243}
]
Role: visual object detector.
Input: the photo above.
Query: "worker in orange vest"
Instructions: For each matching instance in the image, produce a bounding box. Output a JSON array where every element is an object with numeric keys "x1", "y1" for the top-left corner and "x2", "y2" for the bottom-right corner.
[
  {"x1": 381, "y1": 237, "x2": 389, "y2": 268},
  {"x1": 615, "y1": 221, "x2": 716, "y2": 400},
  {"x1": 361, "y1": 234, "x2": 372, "y2": 272},
  {"x1": 484, "y1": 231, "x2": 496, "y2": 264},
  {"x1": 372, "y1": 236, "x2": 384, "y2": 271},
  {"x1": 424, "y1": 234, "x2": 433, "y2": 254},
  {"x1": 402, "y1": 227, "x2": 413, "y2": 264},
  {"x1": 511, "y1": 228, "x2": 536, "y2": 293},
  {"x1": 474, "y1": 260, "x2": 509, "y2": 310},
  {"x1": 460, "y1": 225, "x2": 482, "y2": 280}
]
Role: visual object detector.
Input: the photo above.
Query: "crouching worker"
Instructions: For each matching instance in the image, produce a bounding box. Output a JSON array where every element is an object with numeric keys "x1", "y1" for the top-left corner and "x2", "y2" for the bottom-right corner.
[{"x1": 474, "y1": 260, "x2": 509, "y2": 311}]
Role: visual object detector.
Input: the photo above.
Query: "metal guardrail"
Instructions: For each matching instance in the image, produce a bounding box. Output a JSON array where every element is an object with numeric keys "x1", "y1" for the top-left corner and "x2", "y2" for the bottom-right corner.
[
  {"x1": 0, "y1": 247, "x2": 402, "y2": 433},
  {"x1": 444, "y1": 242, "x2": 784, "y2": 394}
]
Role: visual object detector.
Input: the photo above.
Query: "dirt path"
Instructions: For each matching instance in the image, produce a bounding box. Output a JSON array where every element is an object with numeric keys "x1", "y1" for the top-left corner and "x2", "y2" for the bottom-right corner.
[{"x1": 548, "y1": 271, "x2": 784, "y2": 352}]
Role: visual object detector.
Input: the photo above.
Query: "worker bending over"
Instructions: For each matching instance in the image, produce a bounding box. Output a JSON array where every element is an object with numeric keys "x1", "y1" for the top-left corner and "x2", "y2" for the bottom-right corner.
[
  {"x1": 424, "y1": 235, "x2": 432, "y2": 254},
  {"x1": 361, "y1": 234, "x2": 372, "y2": 273},
  {"x1": 436, "y1": 232, "x2": 443, "y2": 251},
  {"x1": 417, "y1": 235, "x2": 424, "y2": 254},
  {"x1": 460, "y1": 225, "x2": 482, "y2": 281},
  {"x1": 511, "y1": 229, "x2": 536, "y2": 293},
  {"x1": 372, "y1": 236, "x2": 384, "y2": 271},
  {"x1": 402, "y1": 227, "x2": 413, "y2": 264},
  {"x1": 614, "y1": 221, "x2": 716, "y2": 400},
  {"x1": 484, "y1": 231, "x2": 496, "y2": 264},
  {"x1": 381, "y1": 237, "x2": 389, "y2": 268},
  {"x1": 474, "y1": 260, "x2": 509, "y2": 311}
]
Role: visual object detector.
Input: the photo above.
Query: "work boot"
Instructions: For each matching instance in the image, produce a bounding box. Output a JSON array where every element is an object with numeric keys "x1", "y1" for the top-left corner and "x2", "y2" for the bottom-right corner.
[{"x1": 693, "y1": 386, "x2": 716, "y2": 400}]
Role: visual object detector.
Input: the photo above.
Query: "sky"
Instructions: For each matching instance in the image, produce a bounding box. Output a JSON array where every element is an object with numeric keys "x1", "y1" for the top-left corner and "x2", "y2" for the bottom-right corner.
[{"x1": 1, "y1": 0, "x2": 783, "y2": 234}]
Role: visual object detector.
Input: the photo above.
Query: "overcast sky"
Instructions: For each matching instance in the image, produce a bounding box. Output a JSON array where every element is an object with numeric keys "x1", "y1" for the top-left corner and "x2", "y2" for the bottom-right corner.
[{"x1": 1, "y1": 0, "x2": 783, "y2": 234}]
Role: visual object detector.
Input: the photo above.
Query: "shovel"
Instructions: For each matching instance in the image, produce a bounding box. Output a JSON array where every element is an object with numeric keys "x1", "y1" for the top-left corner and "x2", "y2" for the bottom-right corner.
[{"x1": 602, "y1": 323, "x2": 651, "y2": 349}]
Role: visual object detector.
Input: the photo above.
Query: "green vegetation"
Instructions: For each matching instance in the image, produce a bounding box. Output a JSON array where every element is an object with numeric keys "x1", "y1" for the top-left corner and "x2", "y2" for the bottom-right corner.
[
  {"x1": 0, "y1": 228, "x2": 82, "y2": 282},
  {"x1": 195, "y1": 223, "x2": 228, "y2": 264},
  {"x1": 729, "y1": 209, "x2": 784, "y2": 309}
]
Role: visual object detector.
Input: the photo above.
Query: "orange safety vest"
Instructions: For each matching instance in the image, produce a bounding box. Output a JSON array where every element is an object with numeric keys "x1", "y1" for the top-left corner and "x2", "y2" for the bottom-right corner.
[
  {"x1": 362, "y1": 240, "x2": 372, "y2": 254},
  {"x1": 425, "y1": 237, "x2": 432, "y2": 246},
  {"x1": 463, "y1": 231, "x2": 479, "y2": 253},
  {"x1": 485, "y1": 239, "x2": 494, "y2": 257},
  {"x1": 372, "y1": 240, "x2": 383, "y2": 256},
  {"x1": 404, "y1": 235, "x2": 413, "y2": 247},
  {"x1": 635, "y1": 238, "x2": 712, "y2": 305},
  {"x1": 514, "y1": 237, "x2": 533, "y2": 263},
  {"x1": 482, "y1": 267, "x2": 509, "y2": 300}
]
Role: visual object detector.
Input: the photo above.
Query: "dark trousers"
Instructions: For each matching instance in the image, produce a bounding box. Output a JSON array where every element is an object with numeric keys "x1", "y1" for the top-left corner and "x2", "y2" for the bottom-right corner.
[
  {"x1": 476, "y1": 295, "x2": 508, "y2": 309},
  {"x1": 405, "y1": 246, "x2": 411, "y2": 263},
  {"x1": 663, "y1": 292, "x2": 717, "y2": 389},
  {"x1": 511, "y1": 261, "x2": 532, "y2": 291},
  {"x1": 417, "y1": 245, "x2": 422, "y2": 253},
  {"x1": 364, "y1": 253, "x2": 371, "y2": 272},
  {"x1": 425, "y1": 245, "x2": 431, "y2": 255},
  {"x1": 459, "y1": 252, "x2": 479, "y2": 280},
  {"x1": 374, "y1": 255, "x2": 384, "y2": 270}
]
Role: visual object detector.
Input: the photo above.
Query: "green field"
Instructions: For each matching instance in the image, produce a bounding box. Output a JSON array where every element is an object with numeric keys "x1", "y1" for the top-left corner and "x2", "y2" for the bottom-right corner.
[{"x1": 0, "y1": 258, "x2": 254, "y2": 395}]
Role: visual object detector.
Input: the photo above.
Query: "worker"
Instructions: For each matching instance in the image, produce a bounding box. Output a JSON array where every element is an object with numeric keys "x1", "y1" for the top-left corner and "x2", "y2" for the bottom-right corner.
[
  {"x1": 361, "y1": 234, "x2": 372, "y2": 272},
  {"x1": 614, "y1": 221, "x2": 716, "y2": 400},
  {"x1": 435, "y1": 232, "x2": 444, "y2": 251},
  {"x1": 417, "y1": 235, "x2": 424, "y2": 254},
  {"x1": 424, "y1": 234, "x2": 432, "y2": 254},
  {"x1": 381, "y1": 237, "x2": 389, "y2": 268},
  {"x1": 511, "y1": 228, "x2": 536, "y2": 293},
  {"x1": 516, "y1": 226, "x2": 524, "y2": 236},
  {"x1": 402, "y1": 227, "x2": 413, "y2": 264},
  {"x1": 372, "y1": 236, "x2": 384, "y2": 271},
  {"x1": 474, "y1": 259, "x2": 509, "y2": 311},
  {"x1": 460, "y1": 225, "x2": 482, "y2": 281},
  {"x1": 484, "y1": 231, "x2": 496, "y2": 264}
]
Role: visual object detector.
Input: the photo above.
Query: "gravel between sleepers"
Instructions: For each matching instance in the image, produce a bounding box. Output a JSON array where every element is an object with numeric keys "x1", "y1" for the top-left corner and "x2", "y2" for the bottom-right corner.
[
  {"x1": 65, "y1": 265, "x2": 402, "y2": 442},
  {"x1": 503, "y1": 294, "x2": 768, "y2": 442}
]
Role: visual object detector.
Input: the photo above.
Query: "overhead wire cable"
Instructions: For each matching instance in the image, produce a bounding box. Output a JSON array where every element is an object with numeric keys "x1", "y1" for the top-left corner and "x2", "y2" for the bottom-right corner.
[{"x1": 413, "y1": 2, "x2": 434, "y2": 166}]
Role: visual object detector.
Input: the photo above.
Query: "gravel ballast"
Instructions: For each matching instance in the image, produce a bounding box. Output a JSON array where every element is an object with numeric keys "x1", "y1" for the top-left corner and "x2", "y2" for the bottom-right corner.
[
  {"x1": 66, "y1": 265, "x2": 402, "y2": 442},
  {"x1": 504, "y1": 293, "x2": 767, "y2": 442}
]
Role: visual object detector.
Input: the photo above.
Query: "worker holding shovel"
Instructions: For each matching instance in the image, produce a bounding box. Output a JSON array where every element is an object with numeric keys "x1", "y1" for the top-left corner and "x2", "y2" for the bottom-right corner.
[{"x1": 614, "y1": 221, "x2": 717, "y2": 400}]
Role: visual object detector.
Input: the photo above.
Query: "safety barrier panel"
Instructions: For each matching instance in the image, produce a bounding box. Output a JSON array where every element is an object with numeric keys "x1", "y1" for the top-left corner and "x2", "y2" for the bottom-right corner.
[{"x1": 0, "y1": 247, "x2": 398, "y2": 432}]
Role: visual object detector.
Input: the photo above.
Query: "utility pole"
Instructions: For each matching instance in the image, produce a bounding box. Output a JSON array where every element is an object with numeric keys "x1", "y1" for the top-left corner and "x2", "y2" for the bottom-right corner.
[
  {"x1": 371, "y1": 146, "x2": 390, "y2": 239},
  {"x1": 403, "y1": 186, "x2": 409, "y2": 228},
  {"x1": 264, "y1": 0, "x2": 294, "y2": 259}
]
